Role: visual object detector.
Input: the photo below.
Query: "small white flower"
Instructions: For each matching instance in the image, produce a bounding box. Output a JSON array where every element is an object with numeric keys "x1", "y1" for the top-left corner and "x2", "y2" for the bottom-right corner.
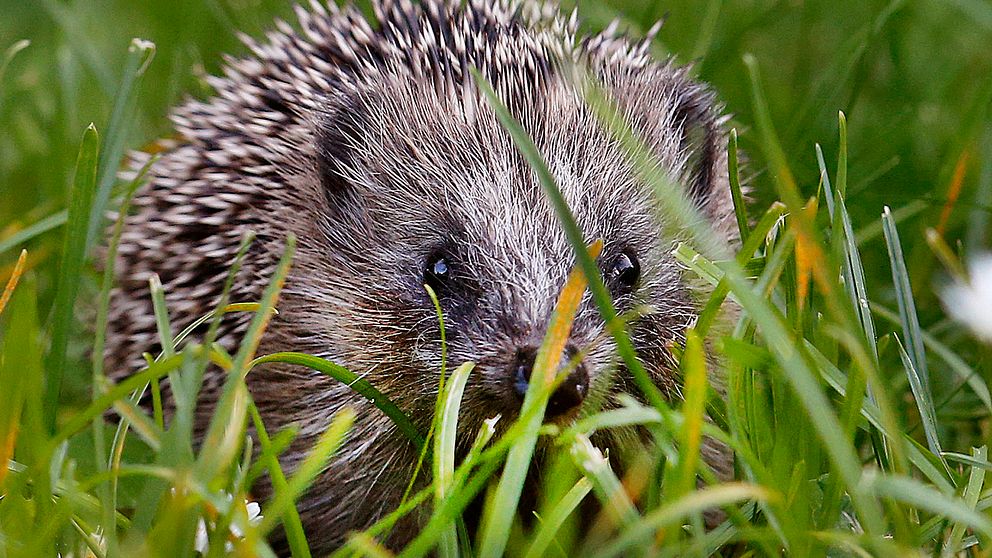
[
  {"x1": 194, "y1": 519, "x2": 209, "y2": 555},
  {"x1": 482, "y1": 415, "x2": 501, "y2": 436},
  {"x1": 231, "y1": 501, "x2": 263, "y2": 538},
  {"x1": 570, "y1": 434, "x2": 609, "y2": 474},
  {"x1": 246, "y1": 501, "x2": 262, "y2": 520},
  {"x1": 194, "y1": 498, "x2": 263, "y2": 554},
  {"x1": 942, "y1": 253, "x2": 992, "y2": 342}
]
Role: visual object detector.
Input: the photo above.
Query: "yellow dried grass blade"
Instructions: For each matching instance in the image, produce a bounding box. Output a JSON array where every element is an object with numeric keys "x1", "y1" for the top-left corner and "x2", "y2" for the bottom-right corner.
[
  {"x1": 533, "y1": 239, "x2": 604, "y2": 389},
  {"x1": 0, "y1": 248, "x2": 27, "y2": 316},
  {"x1": 795, "y1": 197, "x2": 820, "y2": 311},
  {"x1": 936, "y1": 146, "x2": 972, "y2": 236}
]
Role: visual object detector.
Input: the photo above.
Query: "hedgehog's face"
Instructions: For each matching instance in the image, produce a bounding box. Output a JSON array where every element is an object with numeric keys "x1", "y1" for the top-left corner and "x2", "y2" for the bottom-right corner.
[
  {"x1": 307, "y1": 67, "x2": 731, "y2": 438},
  {"x1": 415, "y1": 237, "x2": 652, "y2": 423},
  {"x1": 424, "y1": 244, "x2": 640, "y2": 418}
]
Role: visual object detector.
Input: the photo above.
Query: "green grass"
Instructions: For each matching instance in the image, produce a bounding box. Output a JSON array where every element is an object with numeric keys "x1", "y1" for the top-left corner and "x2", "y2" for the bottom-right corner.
[{"x1": 2, "y1": 0, "x2": 992, "y2": 556}]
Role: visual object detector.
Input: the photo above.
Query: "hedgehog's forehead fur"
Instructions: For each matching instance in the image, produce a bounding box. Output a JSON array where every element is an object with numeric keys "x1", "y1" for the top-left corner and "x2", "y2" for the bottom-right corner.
[{"x1": 321, "y1": 72, "x2": 685, "y2": 313}]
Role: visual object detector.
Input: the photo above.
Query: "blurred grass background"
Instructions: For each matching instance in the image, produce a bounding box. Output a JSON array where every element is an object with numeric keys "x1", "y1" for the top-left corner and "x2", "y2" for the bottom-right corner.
[{"x1": 1, "y1": 0, "x2": 990, "y2": 449}]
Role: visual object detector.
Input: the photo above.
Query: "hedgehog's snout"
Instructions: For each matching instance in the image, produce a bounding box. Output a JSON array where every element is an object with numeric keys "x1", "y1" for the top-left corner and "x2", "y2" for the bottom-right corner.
[{"x1": 509, "y1": 344, "x2": 588, "y2": 419}]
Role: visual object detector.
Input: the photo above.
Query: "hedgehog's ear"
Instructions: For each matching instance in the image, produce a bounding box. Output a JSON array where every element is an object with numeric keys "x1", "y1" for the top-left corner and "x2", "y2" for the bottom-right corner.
[
  {"x1": 316, "y1": 101, "x2": 365, "y2": 211},
  {"x1": 670, "y1": 91, "x2": 723, "y2": 206}
]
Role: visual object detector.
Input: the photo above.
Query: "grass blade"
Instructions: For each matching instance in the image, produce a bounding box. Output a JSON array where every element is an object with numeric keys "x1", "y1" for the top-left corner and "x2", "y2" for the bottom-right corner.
[
  {"x1": 0, "y1": 39, "x2": 29, "y2": 117},
  {"x1": 893, "y1": 335, "x2": 945, "y2": 465},
  {"x1": 0, "y1": 249, "x2": 27, "y2": 316},
  {"x1": 86, "y1": 38, "x2": 156, "y2": 250},
  {"x1": 52, "y1": 354, "x2": 185, "y2": 446},
  {"x1": 249, "y1": 352, "x2": 424, "y2": 451},
  {"x1": 872, "y1": 304, "x2": 992, "y2": 412},
  {"x1": 247, "y1": 400, "x2": 311, "y2": 558},
  {"x1": 670, "y1": 329, "x2": 709, "y2": 500},
  {"x1": 471, "y1": 67, "x2": 675, "y2": 420},
  {"x1": 817, "y1": 143, "x2": 836, "y2": 218},
  {"x1": 571, "y1": 434, "x2": 638, "y2": 530},
  {"x1": 818, "y1": 125, "x2": 893, "y2": 521},
  {"x1": 347, "y1": 533, "x2": 395, "y2": 558},
  {"x1": 881, "y1": 206, "x2": 930, "y2": 392},
  {"x1": 0, "y1": 272, "x2": 41, "y2": 489},
  {"x1": 474, "y1": 67, "x2": 641, "y2": 558},
  {"x1": 523, "y1": 477, "x2": 592, "y2": 558},
  {"x1": 88, "y1": 151, "x2": 151, "y2": 558},
  {"x1": 401, "y1": 283, "x2": 448, "y2": 509},
  {"x1": 44, "y1": 123, "x2": 99, "y2": 432},
  {"x1": 39, "y1": 0, "x2": 115, "y2": 93},
  {"x1": 0, "y1": 210, "x2": 68, "y2": 256},
  {"x1": 868, "y1": 473, "x2": 992, "y2": 540},
  {"x1": 0, "y1": 39, "x2": 30, "y2": 87},
  {"x1": 728, "y1": 128, "x2": 750, "y2": 243},
  {"x1": 742, "y1": 55, "x2": 802, "y2": 212},
  {"x1": 832, "y1": 174, "x2": 880, "y2": 366},
  {"x1": 582, "y1": 66, "x2": 888, "y2": 536},
  {"x1": 399, "y1": 460, "x2": 504, "y2": 558},
  {"x1": 805, "y1": 340, "x2": 952, "y2": 493},
  {"x1": 147, "y1": 273, "x2": 172, "y2": 428},
  {"x1": 91, "y1": 154, "x2": 153, "y2": 381},
  {"x1": 716, "y1": 257, "x2": 887, "y2": 535},
  {"x1": 943, "y1": 446, "x2": 987, "y2": 556},
  {"x1": 435, "y1": 361, "x2": 474, "y2": 558},
  {"x1": 836, "y1": 111, "x2": 848, "y2": 199},
  {"x1": 149, "y1": 274, "x2": 176, "y2": 359},
  {"x1": 694, "y1": 203, "x2": 788, "y2": 336}
]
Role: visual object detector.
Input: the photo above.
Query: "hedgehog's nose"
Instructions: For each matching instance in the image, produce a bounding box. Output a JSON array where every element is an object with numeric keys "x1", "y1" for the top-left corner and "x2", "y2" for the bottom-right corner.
[{"x1": 510, "y1": 345, "x2": 589, "y2": 419}]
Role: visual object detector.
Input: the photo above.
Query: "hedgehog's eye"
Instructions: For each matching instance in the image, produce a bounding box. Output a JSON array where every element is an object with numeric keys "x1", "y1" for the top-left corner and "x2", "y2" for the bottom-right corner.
[
  {"x1": 610, "y1": 250, "x2": 640, "y2": 290},
  {"x1": 424, "y1": 254, "x2": 451, "y2": 295}
]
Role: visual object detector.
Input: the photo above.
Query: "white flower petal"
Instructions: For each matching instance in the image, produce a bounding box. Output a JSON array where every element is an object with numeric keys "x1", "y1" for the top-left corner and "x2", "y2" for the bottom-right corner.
[
  {"x1": 942, "y1": 253, "x2": 992, "y2": 341},
  {"x1": 246, "y1": 501, "x2": 261, "y2": 521},
  {"x1": 194, "y1": 519, "x2": 209, "y2": 554}
]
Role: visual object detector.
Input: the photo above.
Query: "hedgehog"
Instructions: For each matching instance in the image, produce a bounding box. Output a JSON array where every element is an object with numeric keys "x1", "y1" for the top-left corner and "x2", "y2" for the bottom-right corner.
[{"x1": 106, "y1": 0, "x2": 737, "y2": 552}]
